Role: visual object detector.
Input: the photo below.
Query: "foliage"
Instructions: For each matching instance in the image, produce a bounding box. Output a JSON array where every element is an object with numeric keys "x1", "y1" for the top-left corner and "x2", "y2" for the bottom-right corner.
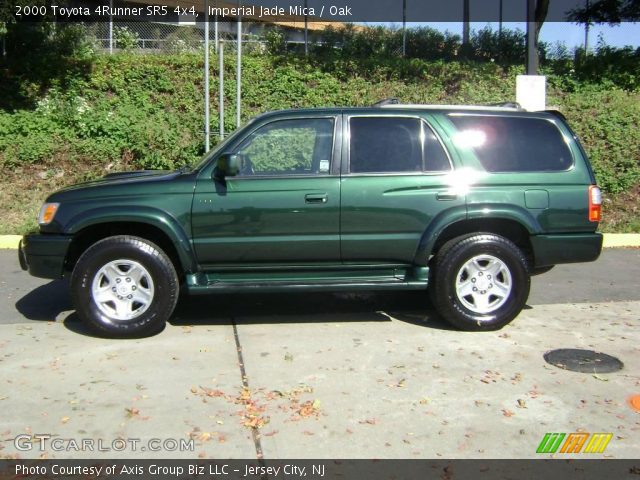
[
  {"x1": 163, "y1": 26, "x2": 202, "y2": 53},
  {"x1": 265, "y1": 28, "x2": 286, "y2": 56},
  {"x1": 0, "y1": 23, "x2": 639, "y2": 232},
  {"x1": 568, "y1": 0, "x2": 640, "y2": 24},
  {"x1": 0, "y1": 23, "x2": 97, "y2": 109},
  {"x1": 113, "y1": 26, "x2": 139, "y2": 51}
]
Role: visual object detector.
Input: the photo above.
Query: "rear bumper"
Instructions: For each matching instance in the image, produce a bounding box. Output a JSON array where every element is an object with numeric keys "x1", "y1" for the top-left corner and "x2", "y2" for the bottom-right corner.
[
  {"x1": 19, "y1": 234, "x2": 73, "y2": 279},
  {"x1": 531, "y1": 233, "x2": 603, "y2": 268}
]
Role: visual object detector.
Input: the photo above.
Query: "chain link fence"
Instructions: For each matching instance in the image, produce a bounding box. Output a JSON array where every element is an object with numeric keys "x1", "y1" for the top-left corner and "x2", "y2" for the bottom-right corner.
[{"x1": 85, "y1": 20, "x2": 313, "y2": 54}]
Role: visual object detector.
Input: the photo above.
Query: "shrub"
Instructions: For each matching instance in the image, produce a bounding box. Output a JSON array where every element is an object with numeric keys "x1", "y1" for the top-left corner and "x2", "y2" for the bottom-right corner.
[{"x1": 114, "y1": 26, "x2": 139, "y2": 51}]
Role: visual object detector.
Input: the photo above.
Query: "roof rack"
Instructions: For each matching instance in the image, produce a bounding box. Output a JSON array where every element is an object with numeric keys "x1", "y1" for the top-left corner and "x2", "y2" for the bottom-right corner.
[
  {"x1": 371, "y1": 99, "x2": 525, "y2": 112},
  {"x1": 371, "y1": 98, "x2": 401, "y2": 107},
  {"x1": 379, "y1": 103, "x2": 523, "y2": 112},
  {"x1": 487, "y1": 102, "x2": 523, "y2": 110}
]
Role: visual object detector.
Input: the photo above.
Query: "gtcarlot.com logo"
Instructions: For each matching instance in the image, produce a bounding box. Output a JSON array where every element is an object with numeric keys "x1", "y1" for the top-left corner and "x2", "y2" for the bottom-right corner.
[{"x1": 14, "y1": 435, "x2": 194, "y2": 453}]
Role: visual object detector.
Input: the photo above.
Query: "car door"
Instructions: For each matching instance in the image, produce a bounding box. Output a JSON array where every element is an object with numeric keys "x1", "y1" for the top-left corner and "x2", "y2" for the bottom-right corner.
[
  {"x1": 340, "y1": 113, "x2": 465, "y2": 264},
  {"x1": 191, "y1": 115, "x2": 341, "y2": 268}
]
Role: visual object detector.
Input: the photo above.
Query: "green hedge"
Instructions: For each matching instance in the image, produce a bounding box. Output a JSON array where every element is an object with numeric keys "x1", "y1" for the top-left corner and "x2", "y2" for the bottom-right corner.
[{"x1": 1, "y1": 53, "x2": 638, "y2": 193}]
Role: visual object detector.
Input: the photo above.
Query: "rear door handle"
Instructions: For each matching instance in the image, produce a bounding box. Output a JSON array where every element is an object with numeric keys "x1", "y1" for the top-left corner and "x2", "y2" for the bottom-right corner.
[
  {"x1": 305, "y1": 193, "x2": 328, "y2": 204},
  {"x1": 436, "y1": 192, "x2": 458, "y2": 201}
]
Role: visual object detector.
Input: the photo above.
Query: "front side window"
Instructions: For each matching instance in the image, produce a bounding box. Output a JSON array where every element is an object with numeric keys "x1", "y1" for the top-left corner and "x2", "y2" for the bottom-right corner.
[
  {"x1": 447, "y1": 115, "x2": 573, "y2": 172},
  {"x1": 233, "y1": 118, "x2": 334, "y2": 176},
  {"x1": 349, "y1": 117, "x2": 450, "y2": 173}
]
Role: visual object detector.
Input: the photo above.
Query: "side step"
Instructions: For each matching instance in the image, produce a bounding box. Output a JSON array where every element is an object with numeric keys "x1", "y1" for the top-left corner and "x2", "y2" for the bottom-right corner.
[{"x1": 185, "y1": 266, "x2": 429, "y2": 295}]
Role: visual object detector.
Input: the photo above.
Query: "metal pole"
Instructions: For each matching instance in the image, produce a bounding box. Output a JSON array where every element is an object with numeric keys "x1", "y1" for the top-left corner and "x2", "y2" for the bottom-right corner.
[
  {"x1": 498, "y1": 0, "x2": 503, "y2": 38},
  {"x1": 584, "y1": 0, "x2": 590, "y2": 53},
  {"x1": 236, "y1": 4, "x2": 242, "y2": 128},
  {"x1": 204, "y1": 0, "x2": 211, "y2": 152},
  {"x1": 402, "y1": 0, "x2": 406, "y2": 56},
  {"x1": 304, "y1": 0, "x2": 308, "y2": 56},
  {"x1": 462, "y1": 0, "x2": 470, "y2": 45},
  {"x1": 214, "y1": 0, "x2": 218, "y2": 54},
  {"x1": 109, "y1": 0, "x2": 113, "y2": 54},
  {"x1": 219, "y1": 41, "x2": 224, "y2": 139},
  {"x1": 526, "y1": 0, "x2": 537, "y2": 75},
  {"x1": 214, "y1": 13, "x2": 218, "y2": 53}
]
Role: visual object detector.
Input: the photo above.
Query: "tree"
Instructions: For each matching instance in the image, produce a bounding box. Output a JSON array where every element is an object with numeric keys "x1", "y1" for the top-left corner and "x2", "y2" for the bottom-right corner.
[
  {"x1": 568, "y1": 0, "x2": 640, "y2": 24},
  {"x1": 527, "y1": 0, "x2": 549, "y2": 73}
]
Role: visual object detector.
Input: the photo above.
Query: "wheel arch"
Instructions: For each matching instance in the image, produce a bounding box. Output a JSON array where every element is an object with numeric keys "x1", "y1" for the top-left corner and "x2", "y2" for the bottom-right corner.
[
  {"x1": 64, "y1": 210, "x2": 196, "y2": 276},
  {"x1": 415, "y1": 206, "x2": 540, "y2": 266}
]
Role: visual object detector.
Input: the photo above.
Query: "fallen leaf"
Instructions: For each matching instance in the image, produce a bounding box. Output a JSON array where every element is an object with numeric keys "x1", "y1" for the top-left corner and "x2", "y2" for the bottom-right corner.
[
  {"x1": 125, "y1": 408, "x2": 140, "y2": 418},
  {"x1": 60, "y1": 416, "x2": 70, "y2": 424},
  {"x1": 359, "y1": 418, "x2": 378, "y2": 425},
  {"x1": 502, "y1": 409, "x2": 515, "y2": 417}
]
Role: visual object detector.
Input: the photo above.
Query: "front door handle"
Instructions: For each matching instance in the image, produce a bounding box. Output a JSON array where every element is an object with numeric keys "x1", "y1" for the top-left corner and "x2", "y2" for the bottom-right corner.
[
  {"x1": 436, "y1": 192, "x2": 458, "y2": 201},
  {"x1": 305, "y1": 193, "x2": 328, "y2": 204}
]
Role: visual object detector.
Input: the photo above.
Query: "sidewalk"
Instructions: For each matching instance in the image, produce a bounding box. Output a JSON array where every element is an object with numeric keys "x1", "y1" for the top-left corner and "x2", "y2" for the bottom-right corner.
[{"x1": 1, "y1": 299, "x2": 639, "y2": 459}]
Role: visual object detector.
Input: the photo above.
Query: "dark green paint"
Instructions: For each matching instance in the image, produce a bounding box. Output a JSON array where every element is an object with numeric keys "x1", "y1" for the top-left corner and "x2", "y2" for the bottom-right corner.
[{"x1": 20, "y1": 106, "x2": 602, "y2": 289}]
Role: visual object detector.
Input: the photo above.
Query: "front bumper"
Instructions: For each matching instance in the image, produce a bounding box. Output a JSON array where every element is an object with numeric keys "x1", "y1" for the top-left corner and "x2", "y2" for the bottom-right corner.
[
  {"x1": 19, "y1": 234, "x2": 73, "y2": 279},
  {"x1": 531, "y1": 232, "x2": 603, "y2": 268}
]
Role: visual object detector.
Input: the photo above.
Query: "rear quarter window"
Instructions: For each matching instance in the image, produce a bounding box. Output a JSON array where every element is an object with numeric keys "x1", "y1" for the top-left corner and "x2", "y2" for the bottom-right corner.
[{"x1": 447, "y1": 115, "x2": 574, "y2": 172}]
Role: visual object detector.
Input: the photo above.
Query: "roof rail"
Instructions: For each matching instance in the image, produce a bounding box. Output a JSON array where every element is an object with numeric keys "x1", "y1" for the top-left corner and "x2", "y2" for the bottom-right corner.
[
  {"x1": 487, "y1": 102, "x2": 523, "y2": 110},
  {"x1": 379, "y1": 104, "x2": 523, "y2": 112},
  {"x1": 371, "y1": 98, "x2": 401, "y2": 107}
]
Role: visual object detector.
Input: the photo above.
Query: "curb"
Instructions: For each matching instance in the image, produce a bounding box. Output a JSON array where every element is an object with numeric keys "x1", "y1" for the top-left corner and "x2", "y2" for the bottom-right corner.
[
  {"x1": 0, "y1": 235, "x2": 21, "y2": 249},
  {"x1": 1, "y1": 234, "x2": 639, "y2": 250},
  {"x1": 602, "y1": 234, "x2": 640, "y2": 248}
]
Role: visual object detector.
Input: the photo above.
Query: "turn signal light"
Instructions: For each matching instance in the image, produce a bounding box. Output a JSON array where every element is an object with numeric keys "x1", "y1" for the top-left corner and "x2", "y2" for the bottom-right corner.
[
  {"x1": 588, "y1": 185, "x2": 602, "y2": 222},
  {"x1": 38, "y1": 203, "x2": 60, "y2": 225}
]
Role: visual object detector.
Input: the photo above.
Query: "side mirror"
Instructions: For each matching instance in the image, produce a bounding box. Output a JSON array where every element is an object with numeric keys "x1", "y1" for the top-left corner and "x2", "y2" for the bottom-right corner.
[{"x1": 214, "y1": 153, "x2": 240, "y2": 180}]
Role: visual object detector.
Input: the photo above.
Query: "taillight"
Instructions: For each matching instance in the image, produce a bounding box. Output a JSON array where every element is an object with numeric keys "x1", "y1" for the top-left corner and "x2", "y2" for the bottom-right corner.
[{"x1": 588, "y1": 185, "x2": 602, "y2": 222}]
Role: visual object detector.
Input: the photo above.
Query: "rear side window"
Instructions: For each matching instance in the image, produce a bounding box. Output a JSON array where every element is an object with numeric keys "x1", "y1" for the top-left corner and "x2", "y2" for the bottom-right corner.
[
  {"x1": 349, "y1": 117, "x2": 450, "y2": 173},
  {"x1": 447, "y1": 115, "x2": 573, "y2": 172}
]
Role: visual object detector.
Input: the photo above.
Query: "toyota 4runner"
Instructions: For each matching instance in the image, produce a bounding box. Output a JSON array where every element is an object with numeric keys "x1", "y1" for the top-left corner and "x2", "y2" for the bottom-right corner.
[{"x1": 19, "y1": 103, "x2": 603, "y2": 336}]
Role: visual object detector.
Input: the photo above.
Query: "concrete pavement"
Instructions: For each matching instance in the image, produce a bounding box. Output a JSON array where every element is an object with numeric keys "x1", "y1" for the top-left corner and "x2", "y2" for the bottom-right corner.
[{"x1": 0, "y1": 250, "x2": 639, "y2": 459}]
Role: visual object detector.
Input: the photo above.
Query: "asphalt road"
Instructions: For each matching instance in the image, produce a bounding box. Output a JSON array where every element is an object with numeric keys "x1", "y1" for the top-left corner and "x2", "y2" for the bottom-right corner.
[
  {"x1": 1, "y1": 248, "x2": 639, "y2": 460},
  {"x1": 1, "y1": 249, "x2": 639, "y2": 327}
]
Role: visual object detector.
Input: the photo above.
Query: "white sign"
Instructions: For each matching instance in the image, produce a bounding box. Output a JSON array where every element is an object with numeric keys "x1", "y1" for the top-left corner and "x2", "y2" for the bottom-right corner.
[{"x1": 516, "y1": 75, "x2": 546, "y2": 111}]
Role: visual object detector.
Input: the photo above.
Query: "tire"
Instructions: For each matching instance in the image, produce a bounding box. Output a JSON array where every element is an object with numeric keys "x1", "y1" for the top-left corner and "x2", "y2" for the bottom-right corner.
[
  {"x1": 70, "y1": 235, "x2": 179, "y2": 337},
  {"x1": 430, "y1": 234, "x2": 530, "y2": 331}
]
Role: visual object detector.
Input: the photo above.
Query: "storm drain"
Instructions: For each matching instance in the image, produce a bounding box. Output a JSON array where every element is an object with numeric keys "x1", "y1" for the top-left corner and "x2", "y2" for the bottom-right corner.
[{"x1": 543, "y1": 348, "x2": 624, "y2": 373}]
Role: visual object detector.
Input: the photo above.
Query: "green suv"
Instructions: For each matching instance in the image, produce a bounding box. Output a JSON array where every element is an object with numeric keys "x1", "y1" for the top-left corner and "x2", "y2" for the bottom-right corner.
[{"x1": 19, "y1": 103, "x2": 603, "y2": 336}]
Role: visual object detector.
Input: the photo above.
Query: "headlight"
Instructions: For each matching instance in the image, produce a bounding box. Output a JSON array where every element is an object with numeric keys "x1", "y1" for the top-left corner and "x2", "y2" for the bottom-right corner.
[{"x1": 38, "y1": 203, "x2": 60, "y2": 225}]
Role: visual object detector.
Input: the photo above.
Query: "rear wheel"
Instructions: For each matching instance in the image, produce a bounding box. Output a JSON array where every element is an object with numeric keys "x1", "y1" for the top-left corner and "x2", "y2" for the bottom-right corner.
[
  {"x1": 430, "y1": 234, "x2": 530, "y2": 331},
  {"x1": 70, "y1": 235, "x2": 179, "y2": 337}
]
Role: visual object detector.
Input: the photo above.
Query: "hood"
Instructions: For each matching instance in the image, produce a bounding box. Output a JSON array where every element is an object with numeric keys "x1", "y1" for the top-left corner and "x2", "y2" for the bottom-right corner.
[
  {"x1": 45, "y1": 169, "x2": 193, "y2": 204},
  {"x1": 54, "y1": 169, "x2": 180, "y2": 193}
]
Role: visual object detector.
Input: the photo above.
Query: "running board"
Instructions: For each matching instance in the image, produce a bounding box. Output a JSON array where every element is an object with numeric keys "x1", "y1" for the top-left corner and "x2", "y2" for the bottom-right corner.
[{"x1": 185, "y1": 267, "x2": 429, "y2": 295}]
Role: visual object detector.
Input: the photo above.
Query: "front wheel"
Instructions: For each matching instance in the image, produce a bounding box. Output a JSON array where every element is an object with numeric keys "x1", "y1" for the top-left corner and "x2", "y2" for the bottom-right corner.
[
  {"x1": 70, "y1": 235, "x2": 179, "y2": 337},
  {"x1": 430, "y1": 234, "x2": 530, "y2": 331}
]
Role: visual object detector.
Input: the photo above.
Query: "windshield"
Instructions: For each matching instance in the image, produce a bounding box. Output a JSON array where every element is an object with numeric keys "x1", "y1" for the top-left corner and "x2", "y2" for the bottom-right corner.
[{"x1": 188, "y1": 119, "x2": 257, "y2": 173}]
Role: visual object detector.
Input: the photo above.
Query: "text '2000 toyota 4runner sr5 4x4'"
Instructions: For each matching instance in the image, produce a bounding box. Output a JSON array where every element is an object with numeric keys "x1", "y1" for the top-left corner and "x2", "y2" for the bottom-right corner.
[{"x1": 19, "y1": 102, "x2": 603, "y2": 337}]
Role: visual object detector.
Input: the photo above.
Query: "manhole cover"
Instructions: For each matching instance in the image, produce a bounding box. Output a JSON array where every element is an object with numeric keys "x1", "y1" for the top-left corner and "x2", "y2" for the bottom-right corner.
[{"x1": 543, "y1": 349, "x2": 624, "y2": 373}]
